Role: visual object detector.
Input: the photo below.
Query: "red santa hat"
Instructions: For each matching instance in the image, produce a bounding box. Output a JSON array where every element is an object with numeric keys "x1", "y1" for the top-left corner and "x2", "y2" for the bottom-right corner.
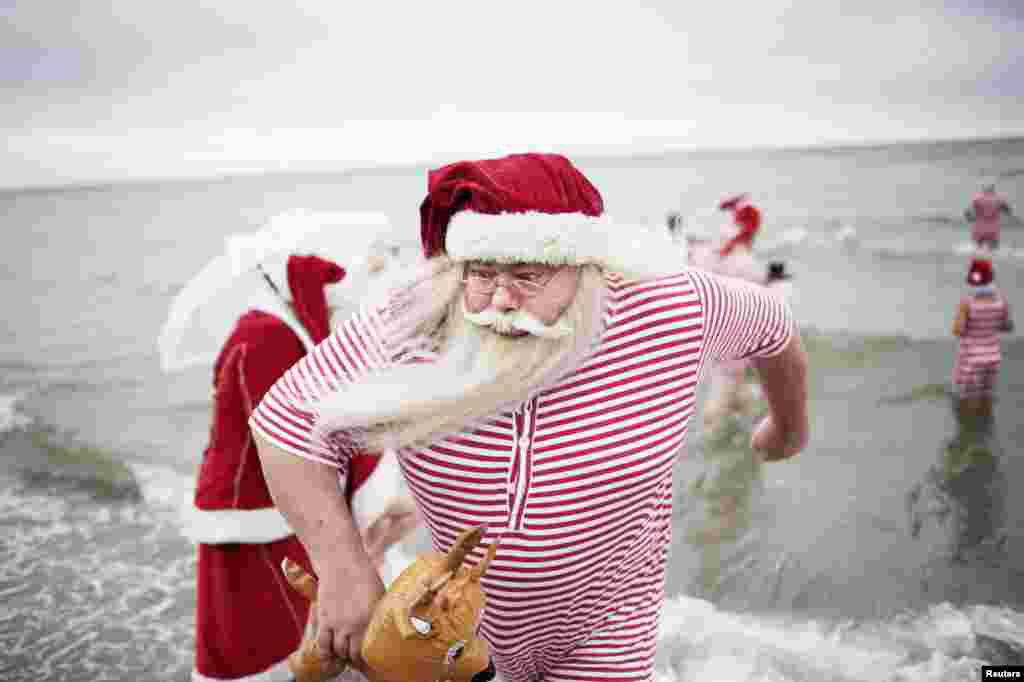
[
  {"x1": 419, "y1": 153, "x2": 681, "y2": 280},
  {"x1": 718, "y1": 202, "x2": 762, "y2": 258},
  {"x1": 718, "y1": 193, "x2": 750, "y2": 211},
  {"x1": 286, "y1": 254, "x2": 346, "y2": 344},
  {"x1": 966, "y1": 258, "x2": 994, "y2": 286}
]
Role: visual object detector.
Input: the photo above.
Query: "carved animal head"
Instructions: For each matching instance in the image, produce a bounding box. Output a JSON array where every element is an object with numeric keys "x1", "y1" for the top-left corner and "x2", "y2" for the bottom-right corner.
[
  {"x1": 283, "y1": 526, "x2": 496, "y2": 682},
  {"x1": 362, "y1": 526, "x2": 496, "y2": 682}
]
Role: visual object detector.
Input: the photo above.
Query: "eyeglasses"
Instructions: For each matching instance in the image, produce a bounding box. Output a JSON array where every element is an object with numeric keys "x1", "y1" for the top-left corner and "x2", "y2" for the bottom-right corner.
[{"x1": 461, "y1": 269, "x2": 551, "y2": 299}]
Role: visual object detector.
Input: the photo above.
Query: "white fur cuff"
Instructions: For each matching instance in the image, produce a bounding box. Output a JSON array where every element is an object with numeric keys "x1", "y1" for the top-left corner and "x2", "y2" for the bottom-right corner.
[{"x1": 180, "y1": 504, "x2": 294, "y2": 544}]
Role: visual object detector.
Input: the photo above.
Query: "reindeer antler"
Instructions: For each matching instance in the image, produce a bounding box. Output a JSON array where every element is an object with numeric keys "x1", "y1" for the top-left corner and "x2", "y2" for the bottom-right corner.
[
  {"x1": 441, "y1": 527, "x2": 484, "y2": 573},
  {"x1": 469, "y1": 540, "x2": 498, "y2": 581}
]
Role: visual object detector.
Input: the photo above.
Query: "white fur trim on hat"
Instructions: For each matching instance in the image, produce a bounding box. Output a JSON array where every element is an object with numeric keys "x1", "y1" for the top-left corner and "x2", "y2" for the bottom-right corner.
[{"x1": 445, "y1": 211, "x2": 684, "y2": 280}]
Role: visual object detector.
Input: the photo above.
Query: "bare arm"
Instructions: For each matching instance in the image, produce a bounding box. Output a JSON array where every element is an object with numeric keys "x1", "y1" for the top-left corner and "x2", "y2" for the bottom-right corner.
[
  {"x1": 952, "y1": 301, "x2": 969, "y2": 337},
  {"x1": 255, "y1": 433, "x2": 366, "y2": 567},
  {"x1": 254, "y1": 432, "x2": 383, "y2": 668},
  {"x1": 749, "y1": 332, "x2": 810, "y2": 461}
]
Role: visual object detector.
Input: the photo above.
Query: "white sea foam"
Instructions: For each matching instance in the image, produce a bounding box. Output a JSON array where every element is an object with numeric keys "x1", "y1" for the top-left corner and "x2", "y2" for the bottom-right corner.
[
  {"x1": 654, "y1": 595, "x2": 1020, "y2": 681},
  {"x1": 0, "y1": 392, "x2": 31, "y2": 434},
  {"x1": 758, "y1": 226, "x2": 814, "y2": 251},
  {"x1": 131, "y1": 461, "x2": 195, "y2": 512},
  {"x1": 1, "y1": 478, "x2": 1021, "y2": 681},
  {"x1": 749, "y1": 223, "x2": 1024, "y2": 264},
  {"x1": 0, "y1": 485, "x2": 196, "y2": 680}
]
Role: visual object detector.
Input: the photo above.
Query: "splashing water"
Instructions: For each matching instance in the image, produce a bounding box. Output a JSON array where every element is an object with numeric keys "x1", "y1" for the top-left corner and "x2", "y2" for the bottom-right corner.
[
  {"x1": 653, "y1": 596, "x2": 1022, "y2": 681},
  {"x1": 0, "y1": 393, "x2": 31, "y2": 434},
  {"x1": 0, "y1": 482, "x2": 197, "y2": 682}
]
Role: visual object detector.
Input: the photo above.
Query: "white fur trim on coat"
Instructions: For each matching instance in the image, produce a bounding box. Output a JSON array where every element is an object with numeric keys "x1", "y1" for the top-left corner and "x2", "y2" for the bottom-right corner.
[
  {"x1": 180, "y1": 504, "x2": 294, "y2": 545},
  {"x1": 445, "y1": 210, "x2": 684, "y2": 280},
  {"x1": 191, "y1": 655, "x2": 315, "y2": 682}
]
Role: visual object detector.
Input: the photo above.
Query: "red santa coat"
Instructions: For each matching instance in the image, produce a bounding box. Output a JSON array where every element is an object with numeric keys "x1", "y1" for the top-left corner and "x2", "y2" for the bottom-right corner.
[{"x1": 189, "y1": 255, "x2": 386, "y2": 681}]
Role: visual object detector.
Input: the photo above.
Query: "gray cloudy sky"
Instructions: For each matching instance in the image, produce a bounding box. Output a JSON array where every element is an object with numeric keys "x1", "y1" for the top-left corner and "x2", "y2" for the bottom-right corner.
[{"x1": 2, "y1": 0, "x2": 1022, "y2": 189}]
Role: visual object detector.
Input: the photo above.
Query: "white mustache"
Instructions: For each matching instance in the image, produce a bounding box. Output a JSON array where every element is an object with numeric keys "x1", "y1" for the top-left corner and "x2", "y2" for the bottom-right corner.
[{"x1": 462, "y1": 307, "x2": 573, "y2": 339}]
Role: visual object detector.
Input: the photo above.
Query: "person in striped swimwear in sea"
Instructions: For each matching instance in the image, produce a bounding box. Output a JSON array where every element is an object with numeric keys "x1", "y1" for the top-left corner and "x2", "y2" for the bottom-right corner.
[
  {"x1": 250, "y1": 153, "x2": 810, "y2": 682},
  {"x1": 964, "y1": 183, "x2": 1013, "y2": 251},
  {"x1": 953, "y1": 258, "x2": 1014, "y2": 418}
]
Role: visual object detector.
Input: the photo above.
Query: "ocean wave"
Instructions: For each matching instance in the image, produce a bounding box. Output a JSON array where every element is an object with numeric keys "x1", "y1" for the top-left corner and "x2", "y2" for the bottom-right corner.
[
  {"x1": 756, "y1": 226, "x2": 1024, "y2": 263},
  {"x1": 0, "y1": 392, "x2": 31, "y2": 434},
  {"x1": 0, "y1": 484, "x2": 195, "y2": 682},
  {"x1": 756, "y1": 224, "x2": 860, "y2": 253},
  {"x1": 0, "y1": 421, "x2": 142, "y2": 502},
  {"x1": 911, "y1": 213, "x2": 963, "y2": 226},
  {"x1": 654, "y1": 597, "x2": 1023, "y2": 681},
  {"x1": 1, "y1": 396, "x2": 196, "y2": 511},
  {"x1": 1, "y1": 469, "x2": 1019, "y2": 682},
  {"x1": 952, "y1": 241, "x2": 1024, "y2": 263},
  {"x1": 1, "y1": 354, "x2": 151, "y2": 398}
]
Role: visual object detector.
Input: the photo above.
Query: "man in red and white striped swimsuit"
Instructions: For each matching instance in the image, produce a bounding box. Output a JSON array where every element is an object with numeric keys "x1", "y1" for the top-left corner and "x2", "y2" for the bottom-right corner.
[
  {"x1": 965, "y1": 184, "x2": 1013, "y2": 251},
  {"x1": 953, "y1": 258, "x2": 1014, "y2": 418},
  {"x1": 251, "y1": 154, "x2": 810, "y2": 682}
]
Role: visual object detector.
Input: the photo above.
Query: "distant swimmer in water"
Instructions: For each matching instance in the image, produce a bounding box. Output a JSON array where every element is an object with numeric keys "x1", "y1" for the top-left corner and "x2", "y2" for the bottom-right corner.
[
  {"x1": 765, "y1": 261, "x2": 792, "y2": 299},
  {"x1": 718, "y1": 194, "x2": 761, "y2": 257},
  {"x1": 666, "y1": 211, "x2": 684, "y2": 238},
  {"x1": 952, "y1": 258, "x2": 1014, "y2": 418},
  {"x1": 666, "y1": 210, "x2": 716, "y2": 268},
  {"x1": 964, "y1": 183, "x2": 1013, "y2": 251},
  {"x1": 712, "y1": 193, "x2": 765, "y2": 282}
]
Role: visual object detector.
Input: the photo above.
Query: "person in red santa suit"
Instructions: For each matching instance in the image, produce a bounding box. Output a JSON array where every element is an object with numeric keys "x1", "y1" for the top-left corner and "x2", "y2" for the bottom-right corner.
[
  {"x1": 700, "y1": 194, "x2": 769, "y2": 430},
  {"x1": 250, "y1": 154, "x2": 809, "y2": 682},
  {"x1": 186, "y1": 252, "x2": 419, "y2": 682},
  {"x1": 715, "y1": 193, "x2": 764, "y2": 281}
]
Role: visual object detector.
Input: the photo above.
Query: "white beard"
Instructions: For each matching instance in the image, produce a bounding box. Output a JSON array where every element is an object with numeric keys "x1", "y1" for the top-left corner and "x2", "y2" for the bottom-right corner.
[{"x1": 311, "y1": 260, "x2": 607, "y2": 453}]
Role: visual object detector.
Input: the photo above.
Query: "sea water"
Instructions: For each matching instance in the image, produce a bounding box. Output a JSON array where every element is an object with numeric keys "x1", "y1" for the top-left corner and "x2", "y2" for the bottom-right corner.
[{"x1": 2, "y1": 136, "x2": 1022, "y2": 680}]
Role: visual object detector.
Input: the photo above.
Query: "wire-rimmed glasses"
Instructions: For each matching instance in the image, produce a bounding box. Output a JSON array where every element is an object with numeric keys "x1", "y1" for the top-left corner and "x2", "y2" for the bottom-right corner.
[{"x1": 461, "y1": 268, "x2": 550, "y2": 299}]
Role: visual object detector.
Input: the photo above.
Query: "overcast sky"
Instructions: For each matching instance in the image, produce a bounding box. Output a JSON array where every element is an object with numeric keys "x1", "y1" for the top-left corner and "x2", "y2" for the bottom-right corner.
[{"x1": 2, "y1": 0, "x2": 1022, "y2": 189}]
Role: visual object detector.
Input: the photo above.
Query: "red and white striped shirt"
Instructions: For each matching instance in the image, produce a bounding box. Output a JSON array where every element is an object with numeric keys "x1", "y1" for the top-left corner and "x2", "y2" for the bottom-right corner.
[
  {"x1": 960, "y1": 294, "x2": 1009, "y2": 349},
  {"x1": 954, "y1": 293, "x2": 1010, "y2": 376},
  {"x1": 250, "y1": 268, "x2": 794, "y2": 681}
]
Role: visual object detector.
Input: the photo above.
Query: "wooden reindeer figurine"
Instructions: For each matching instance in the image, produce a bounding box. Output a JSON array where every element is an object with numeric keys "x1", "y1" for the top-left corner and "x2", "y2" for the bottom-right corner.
[{"x1": 282, "y1": 526, "x2": 497, "y2": 682}]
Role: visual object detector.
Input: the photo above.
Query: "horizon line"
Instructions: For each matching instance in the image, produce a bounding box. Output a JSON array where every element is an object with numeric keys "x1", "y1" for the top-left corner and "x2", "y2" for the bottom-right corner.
[{"x1": 3, "y1": 131, "x2": 1022, "y2": 196}]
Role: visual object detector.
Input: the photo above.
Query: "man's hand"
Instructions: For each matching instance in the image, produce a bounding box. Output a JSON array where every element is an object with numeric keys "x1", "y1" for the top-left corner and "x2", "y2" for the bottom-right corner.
[
  {"x1": 750, "y1": 414, "x2": 806, "y2": 461},
  {"x1": 253, "y1": 432, "x2": 387, "y2": 672},
  {"x1": 314, "y1": 551, "x2": 386, "y2": 671}
]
